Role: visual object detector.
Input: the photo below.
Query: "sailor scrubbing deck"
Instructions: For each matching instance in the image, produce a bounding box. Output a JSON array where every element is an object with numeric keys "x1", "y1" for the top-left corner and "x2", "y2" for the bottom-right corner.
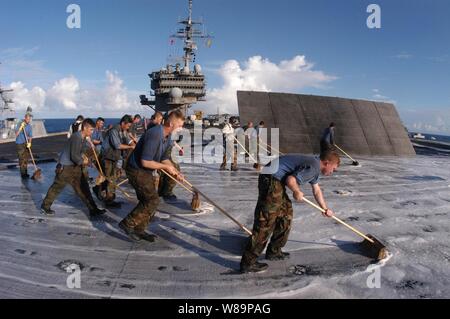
[
  {"x1": 240, "y1": 151, "x2": 340, "y2": 273},
  {"x1": 40, "y1": 119, "x2": 106, "y2": 218}
]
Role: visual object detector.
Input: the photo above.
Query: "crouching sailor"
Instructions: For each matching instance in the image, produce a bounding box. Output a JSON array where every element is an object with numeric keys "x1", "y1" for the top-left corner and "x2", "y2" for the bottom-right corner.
[
  {"x1": 240, "y1": 150, "x2": 341, "y2": 273},
  {"x1": 40, "y1": 118, "x2": 106, "y2": 218}
]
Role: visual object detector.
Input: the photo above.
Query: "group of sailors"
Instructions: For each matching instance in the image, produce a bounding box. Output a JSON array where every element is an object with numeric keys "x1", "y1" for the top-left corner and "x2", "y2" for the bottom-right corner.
[{"x1": 15, "y1": 110, "x2": 341, "y2": 274}]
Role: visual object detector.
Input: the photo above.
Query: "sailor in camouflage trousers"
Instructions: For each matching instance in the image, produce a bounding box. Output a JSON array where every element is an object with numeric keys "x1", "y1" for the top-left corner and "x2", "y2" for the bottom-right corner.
[{"x1": 240, "y1": 151, "x2": 341, "y2": 273}]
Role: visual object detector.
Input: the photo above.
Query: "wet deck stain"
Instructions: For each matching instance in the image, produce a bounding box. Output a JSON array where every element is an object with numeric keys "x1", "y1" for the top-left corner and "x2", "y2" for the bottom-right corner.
[
  {"x1": 56, "y1": 260, "x2": 86, "y2": 272},
  {"x1": 119, "y1": 283, "x2": 136, "y2": 290},
  {"x1": 422, "y1": 226, "x2": 436, "y2": 233},
  {"x1": 367, "y1": 218, "x2": 383, "y2": 223},
  {"x1": 96, "y1": 280, "x2": 112, "y2": 287},
  {"x1": 288, "y1": 265, "x2": 321, "y2": 276},
  {"x1": 396, "y1": 280, "x2": 425, "y2": 290}
]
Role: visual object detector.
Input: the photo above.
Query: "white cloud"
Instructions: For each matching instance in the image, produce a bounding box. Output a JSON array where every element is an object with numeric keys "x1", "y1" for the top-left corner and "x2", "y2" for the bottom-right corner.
[
  {"x1": 104, "y1": 71, "x2": 131, "y2": 110},
  {"x1": 393, "y1": 53, "x2": 413, "y2": 59},
  {"x1": 205, "y1": 55, "x2": 337, "y2": 114},
  {"x1": 47, "y1": 76, "x2": 80, "y2": 110},
  {"x1": 4, "y1": 71, "x2": 141, "y2": 117},
  {"x1": 401, "y1": 108, "x2": 450, "y2": 134},
  {"x1": 371, "y1": 89, "x2": 396, "y2": 105},
  {"x1": 7, "y1": 82, "x2": 46, "y2": 110}
]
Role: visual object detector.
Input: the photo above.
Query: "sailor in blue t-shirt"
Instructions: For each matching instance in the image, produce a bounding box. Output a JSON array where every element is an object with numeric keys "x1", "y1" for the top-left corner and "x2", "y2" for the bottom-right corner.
[
  {"x1": 320, "y1": 122, "x2": 336, "y2": 155},
  {"x1": 119, "y1": 110, "x2": 185, "y2": 242},
  {"x1": 240, "y1": 151, "x2": 341, "y2": 273},
  {"x1": 15, "y1": 113, "x2": 33, "y2": 178}
]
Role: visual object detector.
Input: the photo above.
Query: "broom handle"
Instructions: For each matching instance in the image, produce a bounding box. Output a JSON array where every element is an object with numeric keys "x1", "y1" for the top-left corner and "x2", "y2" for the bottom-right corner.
[
  {"x1": 160, "y1": 169, "x2": 194, "y2": 194},
  {"x1": 22, "y1": 127, "x2": 38, "y2": 170},
  {"x1": 87, "y1": 144, "x2": 133, "y2": 196},
  {"x1": 89, "y1": 141, "x2": 105, "y2": 176},
  {"x1": 302, "y1": 197, "x2": 374, "y2": 243},
  {"x1": 334, "y1": 144, "x2": 356, "y2": 162},
  {"x1": 233, "y1": 137, "x2": 258, "y2": 164},
  {"x1": 88, "y1": 144, "x2": 133, "y2": 198},
  {"x1": 191, "y1": 186, "x2": 253, "y2": 236},
  {"x1": 117, "y1": 179, "x2": 128, "y2": 187},
  {"x1": 116, "y1": 186, "x2": 135, "y2": 201},
  {"x1": 173, "y1": 142, "x2": 183, "y2": 151},
  {"x1": 160, "y1": 169, "x2": 253, "y2": 236},
  {"x1": 258, "y1": 138, "x2": 285, "y2": 156},
  {"x1": 257, "y1": 140, "x2": 280, "y2": 157}
]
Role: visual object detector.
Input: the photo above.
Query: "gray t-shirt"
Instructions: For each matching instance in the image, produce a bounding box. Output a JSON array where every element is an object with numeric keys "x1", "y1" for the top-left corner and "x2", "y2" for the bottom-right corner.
[
  {"x1": 271, "y1": 155, "x2": 321, "y2": 186},
  {"x1": 59, "y1": 131, "x2": 86, "y2": 166},
  {"x1": 102, "y1": 124, "x2": 131, "y2": 161}
]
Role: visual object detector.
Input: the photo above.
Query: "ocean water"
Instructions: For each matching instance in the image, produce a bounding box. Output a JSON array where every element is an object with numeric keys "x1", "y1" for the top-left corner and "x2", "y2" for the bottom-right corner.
[
  {"x1": 42, "y1": 118, "x2": 121, "y2": 133},
  {"x1": 40, "y1": 120, "x2": 450, "y2": 143}
]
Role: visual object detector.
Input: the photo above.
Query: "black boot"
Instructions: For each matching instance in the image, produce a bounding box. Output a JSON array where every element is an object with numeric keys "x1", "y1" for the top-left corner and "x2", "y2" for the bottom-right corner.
[
  {"x1": 136, "y1": 232, "x2": 157, "y2": 242},
  {"x1": 89, "y1": 207, "x2": 107, "y2": 217},
  {"x1": 118, "y1": 220, "x2": 142, "y2": 241},
  {"x1": 265, "y1": 251, "x2": 290, "y2": 261},
  {"x1": 240, "y1": 262, "x2": 268, "y2": 274},
  {"x1": 40, "y1": 205, "x2": 55, "y2": 216},
  {"x1": 92, "y1": 186, "x2": 103, "y2": 201},
  {"x1": 105, "y1": 200, "x2": 122, "y2": 208}
]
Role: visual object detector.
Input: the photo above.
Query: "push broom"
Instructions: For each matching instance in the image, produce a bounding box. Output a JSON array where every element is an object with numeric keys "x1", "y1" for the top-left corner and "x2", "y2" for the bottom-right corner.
[
  {"x1": 302, "y1": 197, "x2": 387, "y2": 261},
  {"x1": 22, "y1": 127, "x2": 42, "y2": 180},
  {"x1": 87, "y1": 139, "x2": 134, "y2": 200},
  {"x1": 160, "y1": 169, "x2": 201, "y2": 211},
  {"x1": 87, "y1": 139, "x2": 106, "y2": 186},
  {"x1": 258, "y1": 138, "x2": 285, "y2": 156},
  {"x1": 233, "y1": 137, "x2": 261, "y2": 171},
  {"x1": 334, "y1": 144, "x2": 360, "y2": 166},
  {"x1": 160, "y1": 169, "x2": 252, "y2": 236}
]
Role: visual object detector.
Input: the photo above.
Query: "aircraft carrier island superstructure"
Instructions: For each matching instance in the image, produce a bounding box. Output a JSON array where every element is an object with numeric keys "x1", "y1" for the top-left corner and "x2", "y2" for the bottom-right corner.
[{"x1": 140, "y1": 0, "x2": 212, "y2": 114}]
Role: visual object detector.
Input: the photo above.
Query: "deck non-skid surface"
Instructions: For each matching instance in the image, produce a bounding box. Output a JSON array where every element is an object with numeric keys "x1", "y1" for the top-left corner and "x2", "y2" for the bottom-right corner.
[{"x1": 0, "y1": 154, "x2": 449, "y2": 298}]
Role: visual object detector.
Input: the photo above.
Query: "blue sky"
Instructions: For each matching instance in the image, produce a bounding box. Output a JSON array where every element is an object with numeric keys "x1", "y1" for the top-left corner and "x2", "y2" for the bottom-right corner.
[{"x1": 1, "y1": 0, "x2": 450, "y2": 133}]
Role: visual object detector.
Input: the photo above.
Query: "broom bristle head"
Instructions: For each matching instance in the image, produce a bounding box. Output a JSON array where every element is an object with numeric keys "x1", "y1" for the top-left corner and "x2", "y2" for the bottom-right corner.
[
  {"x1": 360, "y1": 234, "x2": 388, "y2": 261},
  {"x1": 31, "y1": 169, "x2": 42, "y2": 180},
  {"x1": 191, "y1": 191, "x2": 201, "y2": 211}
]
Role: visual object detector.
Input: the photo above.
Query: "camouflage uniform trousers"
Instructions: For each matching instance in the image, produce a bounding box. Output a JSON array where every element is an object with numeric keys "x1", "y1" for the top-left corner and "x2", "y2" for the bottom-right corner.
[
  {"x1": 158, "y1": 160, "x2": 180, "y2": 197},
  {"x1": 103, "y1": 159, "x2": 118, "y2": 202},
  {"x1": 121, "y1": 166, "x2": 160, "y2": 233},
  {"x1": 16, "y1": 143, "x2": 30, "y2": 176},
  {"x1": 241, "y1": 174, "x2": 294, "y2": 266},
  {"x1": 42, "y1": 165, "x2": 98, "y2": 211}
]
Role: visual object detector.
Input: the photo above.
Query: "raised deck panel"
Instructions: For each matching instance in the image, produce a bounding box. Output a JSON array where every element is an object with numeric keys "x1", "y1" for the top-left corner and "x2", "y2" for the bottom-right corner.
[{"x1": 238, "y1": 91, "x2": 415, "y2": 156}]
